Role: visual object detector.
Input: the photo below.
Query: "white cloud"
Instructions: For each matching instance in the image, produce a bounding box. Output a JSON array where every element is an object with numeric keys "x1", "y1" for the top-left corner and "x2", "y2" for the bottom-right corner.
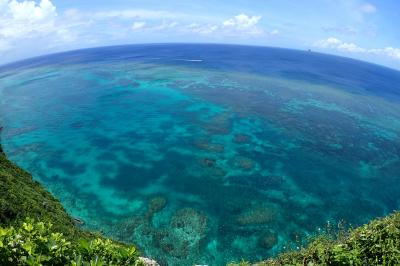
[
  {"x1": 369, "y1": 47, "x2": 400, "y2": 60},
  {"x1": 185, "y1": 23, "x2": 218, "y2": 35},
  {"x1": 223, "y1": 14, "x2": 261, "y2": 28},
  {"x1": 0, "y1": 3, "x2": 269, "y2": 62},
  {"x1": 322, "y1": 26, "x2": 357, "y2": 35},
  {"x1": 0, "y1": 0, "x2": 57, "y2": 39},
  {"x1": 152, "y1": 21, "x2": 178, "y2": 31},
  {"x1": 8, "y1": 0, "x2": 55, "y2": 21},
  {"x1": 0, "y1": 0, "x2": 97, "y2": 63},
  {"x1": 222, "y1": 14, "x2": 263, "y2": 35},
  {"x1": 131, "y1": 21, "x2": 146, "y2": 30},
  {"x1": 270, "y1": 29, "x2": 279, "y2": 35},
  {"x1": 331, "y1": 0, "x2": 378, "y2": 23},
  {"x1": 131, "y1": 20, "x2": 180, "y2": 32},
  {"x1": 314, "y1": 37, "x2": 400, "y2": 61},
  {"x1": 315, "y1": 37, "x2": 365, "y2": 53},
  {"x1": 183, "y1": 14, "x2": 269, "y2": 36},
  {"x1": 359, "y1": 3, "x2": 377, "y2": 13},
  {"x1": 0, "y1": 0, "x2": 61, "y2": 57},
  {"x1": 95, "y1": 9, "x2": 183, "y2": 20}
]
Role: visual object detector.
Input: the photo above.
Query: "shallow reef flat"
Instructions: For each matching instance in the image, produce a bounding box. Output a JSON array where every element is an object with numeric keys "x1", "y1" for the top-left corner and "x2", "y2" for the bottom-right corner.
[{"x1": 0, "y1": 45, "x2": 399, "y2": 265}]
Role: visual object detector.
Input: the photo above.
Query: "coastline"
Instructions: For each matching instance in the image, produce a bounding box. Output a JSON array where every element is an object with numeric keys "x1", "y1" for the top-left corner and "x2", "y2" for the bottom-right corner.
[{"x1": 0, "y1": 132, "x2": 159, "y2": 265}]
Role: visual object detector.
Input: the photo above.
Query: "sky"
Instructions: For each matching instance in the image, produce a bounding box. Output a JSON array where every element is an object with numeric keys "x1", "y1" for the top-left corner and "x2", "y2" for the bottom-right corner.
[{"x1": 0, "y1": 0, "x2": 399, "y2": 69}]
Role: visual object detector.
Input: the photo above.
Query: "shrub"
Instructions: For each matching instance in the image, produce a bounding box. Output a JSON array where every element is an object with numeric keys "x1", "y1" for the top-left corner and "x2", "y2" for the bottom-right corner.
[
  {"x1": 0, "y1": 218, "x2": 142, "y2": 266},
  {"x1": 229, "y1": 211, "x2": 400, "y2": 266}
]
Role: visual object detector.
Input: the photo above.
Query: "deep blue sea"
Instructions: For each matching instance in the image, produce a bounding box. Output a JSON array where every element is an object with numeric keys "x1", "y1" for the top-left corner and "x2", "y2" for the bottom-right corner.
[{"x1": 1, "y1": 44, "x2": 400, "y2": 265}]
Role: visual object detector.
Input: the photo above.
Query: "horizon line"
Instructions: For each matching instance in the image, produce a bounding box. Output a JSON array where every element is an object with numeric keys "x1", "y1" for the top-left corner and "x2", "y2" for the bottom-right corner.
[{"x1": 1, "y1": 42, "x2": 400, "y2": 73}]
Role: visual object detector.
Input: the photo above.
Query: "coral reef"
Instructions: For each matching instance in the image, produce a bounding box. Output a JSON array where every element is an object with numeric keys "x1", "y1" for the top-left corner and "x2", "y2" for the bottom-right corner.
[
  {"x1": 257, "y1": 230, "x2": 278, "y2": 250},
  {"x1": 234, "y1": 134, "x2": 251, "y2": 144},
  {"x1": 253, "y1": 175, "x2": 285, "y2": 190},
  {"x1": 203, "y1": 112, "x2": 232, "y2": 135},
  {"x1": 148, "y1": 196, "x2": 167, "y2": 215},
  {"x1": 198, "y1": 157, "x2": 227, "y2": 178},
  {"x1": 237, "y1": 206, "x2": 276, "y2": 226},
  {"x1": 210, "y1": 166, "x2": 227, "y2": 178},
  {"x1": 155, "y1": 208, "x2": 208, "y2": 259},
  {"x1": 194, "y1": 138, "x2": 225, "y2": 153},
  {"x1": 233, "y1": 156, "x2": 256, "y2": 171},
  {"x1": 199, "y1": 157, "x2": 216, "y2": 168}
]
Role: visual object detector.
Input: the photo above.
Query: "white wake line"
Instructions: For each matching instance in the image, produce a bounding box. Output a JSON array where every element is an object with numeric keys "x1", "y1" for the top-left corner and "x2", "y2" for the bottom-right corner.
[
  {"x1": 144, "y1": 58, "x2": 204, "y2": 62},
  {"x1": 173, "y1": 59, "x2": 203, "y2": 62}
]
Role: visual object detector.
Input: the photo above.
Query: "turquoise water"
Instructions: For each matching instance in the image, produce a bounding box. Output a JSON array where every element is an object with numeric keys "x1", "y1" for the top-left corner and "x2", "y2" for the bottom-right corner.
[{"x1": 1, "y1": 44, "x2": 400, "y2": 265}]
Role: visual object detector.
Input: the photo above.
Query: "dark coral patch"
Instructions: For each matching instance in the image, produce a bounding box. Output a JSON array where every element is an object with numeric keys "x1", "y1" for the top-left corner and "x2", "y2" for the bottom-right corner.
[
  {"x1": 100, "y1": 163, "x2": 157, "y2": 193},
  {"x1": 46, "y1": 157, "x2": 87, "y2": 176},
  {"x1": 234, "y1": 134, "x2": 251, "y2": 144},
  {"x1": 258, "y1": 230, "x2": 278, "y2": 250},
  {"x1": 193, "y1": 138, "x2": 224, "y2": 153},
  {"x1": 233, "y1": 156, "x2": 256, "y2": 171}
]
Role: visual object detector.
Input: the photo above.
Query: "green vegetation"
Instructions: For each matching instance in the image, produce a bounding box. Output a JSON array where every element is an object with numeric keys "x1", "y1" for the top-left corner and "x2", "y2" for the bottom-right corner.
[
  {"x1": 228, "y1": 211, "x2": 400, "y2": 266},
  {"x1": 0, "y1": 143, "x2": 83, "y2": 239},
  {"x1": 0, "y1": 219, "x2": 141, "y2": 266},
  {"x1": 0, "y1": 144, "x2": 142, "y2": 265}
]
